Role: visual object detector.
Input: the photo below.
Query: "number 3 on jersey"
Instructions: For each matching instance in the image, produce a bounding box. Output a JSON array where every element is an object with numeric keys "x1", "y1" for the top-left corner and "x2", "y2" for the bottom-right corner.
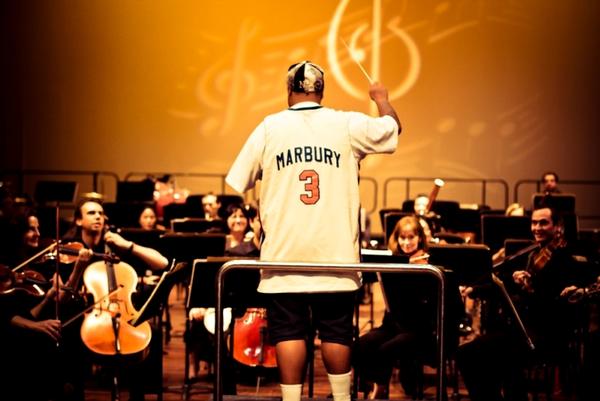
[{"x1": 299, "y1": 169, "x2": 320, "y2": 205}]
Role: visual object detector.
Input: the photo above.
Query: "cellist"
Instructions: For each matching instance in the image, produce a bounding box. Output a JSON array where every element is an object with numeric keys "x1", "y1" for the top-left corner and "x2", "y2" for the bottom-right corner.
[{"x1": 59, "y1": 196, "x2": 169, "y2": 401}]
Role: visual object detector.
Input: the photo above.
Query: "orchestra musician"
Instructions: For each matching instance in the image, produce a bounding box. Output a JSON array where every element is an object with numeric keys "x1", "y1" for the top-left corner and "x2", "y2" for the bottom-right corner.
[
  {"x1": 412, "y1": 180, "x2": 444, "y2": 243},
  {"x1": 202, "y1": 193, "x2": 222, "y2": 221},
  {"x1": 353, "y1": 215, "x2": 431, "y2": 399},
  {"x1": 457, "y1": 205, "x2": 586, "y2": 401},
  {"x1": 0, "y1": 210, "x2": 91, "y2": 401},
  {"x1": 187, "y1": 202, "x2": 261, "y2": 393},
  {"x1": 562, "y1": 275, "x2": 600, "y2": 401},
  {"x1": 138, "y1": 204, "x2": 166, "y2": 231},
  {"x1": 541, "y1": 171, "x2": 561, "y2": 194},
  {"x1": 59, "y1": 197, "x2": 169, "y2": 401}
]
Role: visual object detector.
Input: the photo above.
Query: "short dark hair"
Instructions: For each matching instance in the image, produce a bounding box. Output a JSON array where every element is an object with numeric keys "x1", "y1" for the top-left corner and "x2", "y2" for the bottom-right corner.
[
  {"x1": 74, "y1": 197, "x2": 104, "y2": 220},
  {"x1": 533, "y1": 203, "x2": 562, "y2": 227},
  {"x1": 541, "y1": 171, "x2": 559, "y2": 183}
]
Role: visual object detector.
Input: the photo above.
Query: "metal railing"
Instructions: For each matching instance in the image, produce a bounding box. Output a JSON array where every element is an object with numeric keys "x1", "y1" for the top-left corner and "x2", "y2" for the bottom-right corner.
[
  {"x1": 0, "y1": 169, "x2": 120, "y2": 198},
  {"x1": 383, "y1": 176, "x2": 510, "y2": 209},
  {"x1": 514, "y1": 179, "x2": 600, "y2": 224},
  {"x1": 123, "y1": 171, "x2": 228, "y2": 194},
  {"x1": 213, "y1": 260, "x2": 447, "y2": 401}
]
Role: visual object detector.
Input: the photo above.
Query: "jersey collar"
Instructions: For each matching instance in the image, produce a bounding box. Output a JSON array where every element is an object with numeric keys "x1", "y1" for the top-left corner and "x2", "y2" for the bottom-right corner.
[{"x1": 288, "y1": 101, "x2": 323, "y2": 111}]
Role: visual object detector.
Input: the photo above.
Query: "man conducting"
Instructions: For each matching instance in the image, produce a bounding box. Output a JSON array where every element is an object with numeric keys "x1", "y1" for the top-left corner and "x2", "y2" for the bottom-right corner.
[{"x1": 226, "y1": 61, "x2": 400, "y2": 401}]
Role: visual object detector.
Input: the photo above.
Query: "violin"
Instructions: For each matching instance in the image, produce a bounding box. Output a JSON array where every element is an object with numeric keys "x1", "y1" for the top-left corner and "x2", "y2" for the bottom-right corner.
[
  {"x1": 45, "y1": 242, "x2": 120, "y2": 265},
  {"x1": 530, "y1": 235, "x2": 567, "y2": 273},
  {"x1": 0, "y1": 264, "x2": 49, "y2": 297},
  {"x1": 232, "y1": 308, "x2": 277, "y2": 368},
  {"x1": 12, "y1": 241, "x2": 119, "y2": 273},
  {"x1": 493, "y1": 242, "x2": 541, "y2": 271},
  {"x1": 409, "y1": 249, "x2": 430, "y2": 264}
]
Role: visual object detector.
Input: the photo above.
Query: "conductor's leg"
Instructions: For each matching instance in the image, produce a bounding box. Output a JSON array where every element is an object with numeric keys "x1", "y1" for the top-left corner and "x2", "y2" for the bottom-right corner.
[
  {"x1": 323, "y1": 342, "x2": 352, "y2": 401},
  {"x1": 276, "y1": 339, "x2": 307, "y2": 401},
  {"x1": 275, "y1": 339, "x2": 307, "y2": 383}
]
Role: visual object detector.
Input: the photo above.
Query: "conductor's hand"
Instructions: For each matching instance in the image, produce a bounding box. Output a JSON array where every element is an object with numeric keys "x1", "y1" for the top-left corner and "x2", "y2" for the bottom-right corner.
[{"x1": 369, "y1": 82, "x2": 389, "y2": 103}]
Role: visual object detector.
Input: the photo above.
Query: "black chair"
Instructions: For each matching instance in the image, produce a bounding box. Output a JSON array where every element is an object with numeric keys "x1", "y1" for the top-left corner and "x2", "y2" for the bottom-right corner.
[
  {"x1": 532, "y1": 193, "x2": 576, "y2": 213},
  {"x1": 116, "y1": 180, "x2": 155, "y2": 203},
  {"x1": 34, "y1": 180, "x2": 78, "y2": 204},
  {"x1": 402, "y1": 199, "x2": 461, "y2": 232},
  {"x1": 480, "y1": 215, "x2": 533, "y2": 254},
  {"x1": 378, "y1": 208, "x2": 403, "y2": 233},
  {"x1": 162, "y1": 203, "x2": 195, "y2": 228}
]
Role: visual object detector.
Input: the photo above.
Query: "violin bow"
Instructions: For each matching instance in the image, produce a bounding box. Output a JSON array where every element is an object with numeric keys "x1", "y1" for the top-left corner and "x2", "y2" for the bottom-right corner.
[
  {"x1": 54, "y1": 204, "x2": 61, "y2": 322},
  {"x1": 61, "y1": 285, "x2": 124, "y2": 329},
  {"x1": 11, "y1": 241, "x2": 57, "y2": 272}
]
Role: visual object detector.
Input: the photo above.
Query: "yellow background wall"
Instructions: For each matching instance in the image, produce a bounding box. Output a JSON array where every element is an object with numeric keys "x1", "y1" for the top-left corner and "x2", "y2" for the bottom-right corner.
[{"x1": 2, "y1": 1, "x2": 599, "y2": 222}]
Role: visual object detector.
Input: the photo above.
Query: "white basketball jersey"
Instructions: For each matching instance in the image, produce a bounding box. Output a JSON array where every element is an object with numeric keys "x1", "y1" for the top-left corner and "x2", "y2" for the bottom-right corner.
[{"x1": 226, "y1": 102, "x2": 398, "y2": 293}]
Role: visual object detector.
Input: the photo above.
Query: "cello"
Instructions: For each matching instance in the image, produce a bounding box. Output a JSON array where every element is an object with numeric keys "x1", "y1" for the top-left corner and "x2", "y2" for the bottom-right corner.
[
  {"x1": 80, "y1": 251, "x2": 151, "y2": 359},
  {"x1": 232, "y1": 308, "x2": 277, "y2": 368}
]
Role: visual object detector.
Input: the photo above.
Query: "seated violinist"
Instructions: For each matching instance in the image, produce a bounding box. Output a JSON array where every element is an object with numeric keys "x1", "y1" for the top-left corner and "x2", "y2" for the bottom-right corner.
[
  {"x1": 0, "y1": 210, "x2": 93, "y2": 401},
  {"x1": 457, "y1": 205, "x2": 586, "y2": 401},
  {"x1": 353, "y1": 216, "x2": 432, "y2": 399}
]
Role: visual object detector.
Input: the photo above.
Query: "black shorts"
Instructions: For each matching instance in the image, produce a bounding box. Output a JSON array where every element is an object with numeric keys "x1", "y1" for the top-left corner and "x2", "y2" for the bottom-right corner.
[{"x1": 266, "y1": 291, "x2": 357, "y2": 346}]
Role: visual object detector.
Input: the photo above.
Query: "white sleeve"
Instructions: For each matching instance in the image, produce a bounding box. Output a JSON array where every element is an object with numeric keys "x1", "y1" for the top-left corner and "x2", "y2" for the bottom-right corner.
[
  {"x1": 225, "y1": 122, "x2": 265, "y2": 194},
  {"x1": 347, "y1": 113, "x2": 399, "y2": 159}
]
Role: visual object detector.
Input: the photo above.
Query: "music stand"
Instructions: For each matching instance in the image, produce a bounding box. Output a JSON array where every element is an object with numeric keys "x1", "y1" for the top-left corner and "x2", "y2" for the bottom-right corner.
[
  {"x1": 427, "y1": 243, "x2": 492, "y2": 287},
  {"x1": 162, "y1": 203, "x2": 195, "y2": 227},
  {"x1": 188, "y1": 257, "x2": 263, "y2": 310},
  {"x1": 103, "y1": 202, "x2": 155, "y2": 228},
  {"x1": 360, "y1": 249, "x2": 410, "y2": 331},
  {"x1": 116, "y1": 180, "x2": 155, "y2": 203},
  {"x1": 403, "y1": 199, "x2": 460, "y2": 231},
  {"x1": 117, "y1": 228, "x2": 166, "y2": 253},
  {"x1": 361, "y1": 248, "x2": 410, "y2": 264},
  {"x1": 170, "y1": 218, "x2": 228, "y2": 233},
  {"x1": 158, "y1": 232, "x2": 226, "y2": 263},
  {"x1": 182, "y1": 257, "x2": 262, "y2": 398},
  {"x1": 532, "y1": 193, "x2": 576, "y2": 213},
  {"x1": 376, "y1": 259, "x2": 464, "y2": 374},
  {"x1": 130, "y1": 261, "x2": 189, "y2": 327},
  {"x1": 480, "y1": 215, "x2": 532, "y2": 253},
  {"x1": 34, "y1": 180, "x2": 78, "y2": 204},
  {"x1": 378, "y1": 208, "x2": 403, "y2": 232}
]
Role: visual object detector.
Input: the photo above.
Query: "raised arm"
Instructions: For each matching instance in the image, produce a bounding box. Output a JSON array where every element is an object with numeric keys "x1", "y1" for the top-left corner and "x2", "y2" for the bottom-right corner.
[{"x1": 369, "y1": 82, "x2": 401, "y2": 132}]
